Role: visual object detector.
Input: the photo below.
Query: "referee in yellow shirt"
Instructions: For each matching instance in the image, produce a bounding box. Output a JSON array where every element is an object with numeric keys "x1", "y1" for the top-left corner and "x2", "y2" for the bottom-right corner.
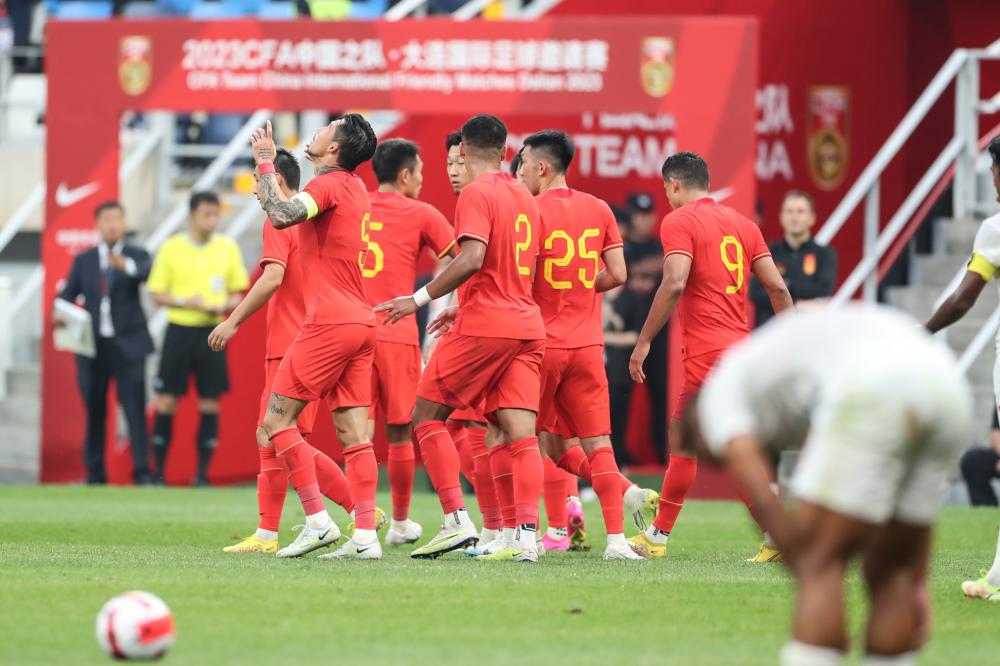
[{"x1": 147, "y1": 191, "x2": 250, "y2": 485}]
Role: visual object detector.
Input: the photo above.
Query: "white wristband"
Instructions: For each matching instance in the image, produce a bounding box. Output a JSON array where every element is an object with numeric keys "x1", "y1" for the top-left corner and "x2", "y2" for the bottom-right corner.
[{"x1": 412, "y1": 286, "x2": 433, "y2": 308}]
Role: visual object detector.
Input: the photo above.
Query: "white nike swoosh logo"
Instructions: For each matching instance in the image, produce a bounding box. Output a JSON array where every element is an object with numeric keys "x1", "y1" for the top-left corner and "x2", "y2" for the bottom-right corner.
[
  {"x1": 55, "y1": 181, "x2": 101, "y2": 208},
  {"x1": 708, "y1": 186, "x2": 734, "y2": 202}
]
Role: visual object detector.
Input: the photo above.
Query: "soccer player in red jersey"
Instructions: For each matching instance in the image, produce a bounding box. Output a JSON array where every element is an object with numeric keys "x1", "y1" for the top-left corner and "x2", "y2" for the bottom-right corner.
[
  {"x1": 440, "y1": 131, "x2": 505, "y2": 550},
  {"x1": 363, "y1": 138, "x2": 457, "y2": 547},
  {"x1": 208, "y1": 149, "x2": 362, "y2": 555},
  {"x1": 250, "y1": 116, "x2": 383, "y2": 560},
  {"x1": 378, "y1": 114, "x2": 546, "y2": 562},
  {"x1": 627, "y1": 152, "x2": 792, "y2": 559},
  {"x1": 519, "y1": 130, "x2": 659, "y2": 561}
]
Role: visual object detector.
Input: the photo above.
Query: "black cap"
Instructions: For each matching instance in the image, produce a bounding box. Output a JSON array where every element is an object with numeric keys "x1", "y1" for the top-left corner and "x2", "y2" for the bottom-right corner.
[
  {"x1": 611, "y1": 205, "x2": 631, "y2": 225},
  {"x1": 627, "y1": 192, "x2": 654, "y2": 213}
]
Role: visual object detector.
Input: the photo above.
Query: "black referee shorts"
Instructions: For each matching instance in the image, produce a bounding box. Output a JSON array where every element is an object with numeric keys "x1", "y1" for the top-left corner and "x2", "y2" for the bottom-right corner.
[{"x1": 154, "y1": 323, "x2": 229, "y2": 398}]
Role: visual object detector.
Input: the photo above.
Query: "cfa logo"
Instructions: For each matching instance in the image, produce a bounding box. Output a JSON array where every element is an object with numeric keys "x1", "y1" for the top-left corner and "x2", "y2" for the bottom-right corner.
[
  {"x1": 120, "y1": 36, "x2": 152, "y2": 96},
  {"x1": 640, "y1": 37, "x2": 674, "y2": 98}
]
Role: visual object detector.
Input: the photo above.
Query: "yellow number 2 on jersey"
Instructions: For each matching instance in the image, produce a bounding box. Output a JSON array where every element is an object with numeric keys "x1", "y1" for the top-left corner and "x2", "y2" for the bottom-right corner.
[
  {"x1": 515, "y1": 214, "x2": 532, "y2": 276},
  {"x1": 719, "y1": 235, "x2": 745, "y2": 294}
]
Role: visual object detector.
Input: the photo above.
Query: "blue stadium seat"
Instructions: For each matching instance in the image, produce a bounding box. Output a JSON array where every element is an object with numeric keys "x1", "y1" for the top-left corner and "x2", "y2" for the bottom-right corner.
[
  {"x1": 156, "y1": 0, "x2": 197, "y2": 14},
  {"x1": 53, "y1": 1, "x2": 114, "y2": 18},
  {"x1": 258, "y1": 1, "x2": 295, "y2": 19},
  {"x1": 201, "y1": 114, "x2": 252, "y2": 146},
  {"x1": 190, "y1": 0, "x2": 253, "y2": 17},
  {"x1": 350, "y1": 0, "x2": 386, "y2": 18},
  {"x1": 122, "y1": 2, "x2": 162, "y2": 17}
]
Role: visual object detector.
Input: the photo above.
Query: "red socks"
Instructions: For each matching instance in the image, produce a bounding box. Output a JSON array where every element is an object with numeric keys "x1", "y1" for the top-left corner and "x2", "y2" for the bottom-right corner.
[
  {"x1": 413, "y1": 420, "x2": 464, "y2": 514},
  {"x1": 509, "y1": 437, "x2": 542, "y2": 528},
  {"x1": 489, "y1": 445, "x2": 516, "y2": 528},
  {"x1": 468, "y1": 427, "x2": 501, "y2": 530},
  {"x1": 387, "y1": 442, "x2": 416, "y2": 521},
  {"x1": 542, "y1": 456, "x2": 569, "y2": 529},
  {"x1": 654, "y1": 454, "x2": 698, "y2": 533},
  {"x1": 311, "y1": 445, "x2": 353, "y2": 514},
  {"x1": 449, "y1": 421, "x2": 477, "y2": 489},
  {"x1": 256, "y1": 446, "x2": 287, "y2": 532},
  {"x1": 271, "y1": 428, "x2": 324, "y2": 516},
  {"x1": 558, "y1": 445, "x2": 634, "y2": 495},
  {"x1": 588, "y1": 448, "x2": 625, "y2": 534},
  {"x1": 344, "y1": 442, "x2": 378, "y2": 530}
]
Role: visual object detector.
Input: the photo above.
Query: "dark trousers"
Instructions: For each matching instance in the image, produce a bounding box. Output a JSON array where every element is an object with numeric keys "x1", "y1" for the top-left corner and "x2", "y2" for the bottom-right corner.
[
  {"x1": 76, "y1": 338, "x2": 150, "y2": 482},
  {"x1": 607, "y1": 348, "x2": 668, "y2": 466},
  {"x1": 961, "y1": 448, "x2": 1000, "y2": 507}
]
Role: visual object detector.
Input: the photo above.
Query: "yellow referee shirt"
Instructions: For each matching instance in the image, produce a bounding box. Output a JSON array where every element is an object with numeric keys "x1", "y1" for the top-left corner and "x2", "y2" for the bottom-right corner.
[{"x1": 148, "y1": 233, "x2": 250, "y2": 327}]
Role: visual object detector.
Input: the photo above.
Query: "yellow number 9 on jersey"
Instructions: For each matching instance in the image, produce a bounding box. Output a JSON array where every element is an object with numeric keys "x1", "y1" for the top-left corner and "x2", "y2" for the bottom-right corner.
[{"x1": 719, "y1": 235, "x2": 744, "y2": 294}]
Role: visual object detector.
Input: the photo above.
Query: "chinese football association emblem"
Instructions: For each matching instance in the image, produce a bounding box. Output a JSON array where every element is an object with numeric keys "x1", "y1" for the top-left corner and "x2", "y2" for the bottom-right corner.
[
  {"x1": 119, "y1": 36, "x2": 152, "y2": 96},
  {"x1": 641, "y1": 37, "x2": 675, "y2": 98},
  {"x1": 806, "y1": 86, "x2": 850, "y2": 191}
]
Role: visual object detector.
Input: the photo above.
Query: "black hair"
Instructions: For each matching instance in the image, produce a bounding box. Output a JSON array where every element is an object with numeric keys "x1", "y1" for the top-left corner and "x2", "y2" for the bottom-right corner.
[
  {"x1": 460, "y1": 114, "x2": 507, "y2": 160},
  {"x1": 372, "y1": 138, "x2": 420, "y2": 184},
  {"x1": 781, "y1": 189, "x2": 815, "y2": 213},
  {"x1": 273, "y1": 147, "x2": 300, "y2": 191},
  {"x1": 445, "y1": 131, "x2": 463, "y2": 150},
  {"x1": 660, "y1": 151, "x2": 710, "y2": 190},
  {"x1": 189, "y1": 191, "x2": 220, "y2": 213},
  {"x1": 94, "y1": 200, "x2": 123, "y2": 219},
  {"x1": 522, "y1": 129, "x2": 575, "y2": 174},
  {"x1": 990, "y1": 136, "x2": 1000, "y2": 169},
  {"x1": 510, "y1": 149, "x2": 523, "y2": 177},
  {"x1": 334, "y1": 112, "x2": 377, "y2": 172}
]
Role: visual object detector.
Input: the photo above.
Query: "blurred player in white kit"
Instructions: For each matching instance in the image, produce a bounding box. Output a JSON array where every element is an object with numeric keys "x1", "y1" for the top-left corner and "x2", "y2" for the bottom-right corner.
[{"x1": 694, "y1": 304, "x2": 972, "y2": 666}]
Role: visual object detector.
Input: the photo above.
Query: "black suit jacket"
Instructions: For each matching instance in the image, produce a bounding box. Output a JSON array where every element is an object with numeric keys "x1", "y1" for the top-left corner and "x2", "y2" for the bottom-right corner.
[{"x1": 58, "y1": 243, "x2": 155, "y2": 362}]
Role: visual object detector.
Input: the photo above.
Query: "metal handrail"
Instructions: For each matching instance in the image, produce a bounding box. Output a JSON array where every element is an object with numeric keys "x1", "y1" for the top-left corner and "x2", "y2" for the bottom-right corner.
[
  {"x1": 832, "y1": 138, "x2": 964, "y2": 304},
  {"x1": 146, "y1": 110, "x2": 271, "y2": 252},
  {"x1": 0, "y1": 184, "x2": 44, "y2": 258},
  {"x1": 959, "y1": 304, "x2": 1000, "y2": 373},
  {"x1": 815, "y1": 50, "x2": 968, "y2": 246}
]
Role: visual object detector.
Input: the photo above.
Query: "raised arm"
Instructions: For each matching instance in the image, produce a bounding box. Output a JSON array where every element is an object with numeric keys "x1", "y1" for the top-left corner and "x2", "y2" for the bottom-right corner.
[
  {"x1": 629, "y1": 253, "x2": 691, "y2": 383},
  {"x1": 251, "y1": 121, "x2": 310, "y2": 229}
]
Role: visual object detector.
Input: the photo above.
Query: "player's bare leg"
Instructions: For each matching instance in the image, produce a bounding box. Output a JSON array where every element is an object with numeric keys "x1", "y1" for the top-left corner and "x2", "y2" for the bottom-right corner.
[
  {"x1": 321, "y1": 406, "x2": 382, "y2": 560},
  {"x1": 479, "y1": 408, "x2": 543, "y2": 563},
  {"x1": 861, "y1": 521, "x2": 931, "y2": 661},
  {"x1": 410, "y1": 397, "x2": 478, "y2": 558},
  {"x1": 384, "y1": 421, "x2": 423, "y2": 546},
  {"x1": 262, "y1": 394, "x2": 342, "y2": 558},
  {"x1": 780, "y1": 501, "x2": 872, "y2": 665}
]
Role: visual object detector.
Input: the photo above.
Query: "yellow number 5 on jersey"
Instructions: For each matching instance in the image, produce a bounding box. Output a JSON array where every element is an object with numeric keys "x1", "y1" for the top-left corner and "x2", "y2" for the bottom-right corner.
[
  {"x1": 360, "y1": 214, "x2": 384, "y2": 279},
  {"x1": 719, "y1": 236, "x2": 745, "y2": 294}
]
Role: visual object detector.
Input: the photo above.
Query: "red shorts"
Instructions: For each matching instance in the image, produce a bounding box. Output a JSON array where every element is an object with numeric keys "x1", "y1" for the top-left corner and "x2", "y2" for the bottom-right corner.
[
  {"x1": 369, "y1": 340, "x2": 422, "y2": 425},
  {"x1": 537, "y1": 345, "x2": 610, "y2": 439},
  {"x1": 672, "y1": 349, "x2": 723, "y2": 420},
  {"x1": 419, "y1": 332, "x2": 544, "y2": 417},
  {"x1": 449, "y1": 404, "x2": 487, "y2": 424},
  {"x1": 272, "y1": 323, "x2": 375, "y2": 409},
  {"x1": 258, "y1": 358, "x2": 322, "y2": 436}
]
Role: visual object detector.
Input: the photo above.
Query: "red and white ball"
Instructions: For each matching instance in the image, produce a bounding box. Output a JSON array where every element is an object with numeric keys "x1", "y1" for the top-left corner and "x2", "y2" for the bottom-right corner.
[{"x1": 95, "y1": 591, "x2": 175, "y2": 660}]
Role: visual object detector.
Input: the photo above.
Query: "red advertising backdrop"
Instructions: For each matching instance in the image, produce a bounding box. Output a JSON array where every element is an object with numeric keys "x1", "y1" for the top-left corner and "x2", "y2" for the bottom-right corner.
[{"x1": 44, "y1": 17, "x2": 757, "y2": 483}]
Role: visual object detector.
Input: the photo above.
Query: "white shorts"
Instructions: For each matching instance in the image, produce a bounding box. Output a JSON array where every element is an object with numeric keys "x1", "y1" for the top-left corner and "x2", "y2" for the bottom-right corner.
[{"x1": 791, "y1": 362, "x2": 971, "y2": 526}]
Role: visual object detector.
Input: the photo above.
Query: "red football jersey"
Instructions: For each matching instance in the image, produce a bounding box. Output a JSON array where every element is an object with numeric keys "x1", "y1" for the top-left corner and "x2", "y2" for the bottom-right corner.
[
  {"x1": 297, "y1": 169, "x2": 375, "y2": 327},
  {"x1": 260, "y1": 221, "x2": 306, "y2": 359},
  {"x1": 660, "y1": 197, "x2": 770, "y2": 358},
  {"x1": 532, "y1": 188, "x2": 622, "y2": 349},
  {"x1": 363, "y1": 190, "x2": 456, "y2": 345},
  {"x1": 452, "y1": 172, "x2": 545, "y2": 340}
]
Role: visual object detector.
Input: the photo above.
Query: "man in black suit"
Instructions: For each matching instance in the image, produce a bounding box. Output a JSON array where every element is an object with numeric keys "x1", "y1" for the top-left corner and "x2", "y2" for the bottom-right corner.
[{"x1": 56, "y1": 201, "x2": 154, "y2": 484}]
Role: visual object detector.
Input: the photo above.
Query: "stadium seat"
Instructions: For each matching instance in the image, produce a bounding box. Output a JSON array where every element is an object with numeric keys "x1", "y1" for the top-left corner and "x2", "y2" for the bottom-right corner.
[
  {"x1": 53, "y1": 1, "x2": 114, "y2": 18},
  {"x1": 349, "y1": 0, "x2": 387, "y2": 19},
  {"x1": 122, "y1": 2, "x2": 161, "y2": 17},
  {"x1": 257, "y1": 1, "x2": 294, "y2": 18},
  {"x1": 189, "y1": 0, "x2": 253, "y2": 18},
  {"x1": 156, "y1": 0, "x2": 197, "y2": 13},
  {"x1": 201, "y1": 114, "x2": 252, "y2": 146}
]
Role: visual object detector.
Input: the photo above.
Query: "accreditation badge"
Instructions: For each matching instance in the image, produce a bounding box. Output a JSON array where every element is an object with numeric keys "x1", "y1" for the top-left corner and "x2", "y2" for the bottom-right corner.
[
  {"x1": 119, "y1": 36, "x2": 152, "y2": 96},
  {"x1": 640, "y1": 37, "x2": 675, "y2": 98},
  {"x1": 806, "y1": 86, "x2": 850, "y2": 191}
]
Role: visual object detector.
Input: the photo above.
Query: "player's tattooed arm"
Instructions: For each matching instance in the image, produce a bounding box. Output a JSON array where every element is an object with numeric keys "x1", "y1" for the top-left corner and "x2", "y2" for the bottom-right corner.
[{"x1": 258, "y1": 175, "x2": 309, "y2": 229}]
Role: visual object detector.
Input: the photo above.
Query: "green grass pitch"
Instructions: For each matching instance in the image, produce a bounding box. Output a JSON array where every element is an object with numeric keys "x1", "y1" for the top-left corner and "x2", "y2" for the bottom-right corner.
[{"x1": 1, "y1": 485, "x2": 998, "y2": 665}]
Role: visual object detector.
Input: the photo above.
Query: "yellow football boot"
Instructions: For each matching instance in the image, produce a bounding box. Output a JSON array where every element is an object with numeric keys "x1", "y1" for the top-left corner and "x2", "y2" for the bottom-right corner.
[
  {"x1": 223, "y1": 534, "x2": 278, "y2": 554},
  {"x1": 626, "y1": 532, "x2": 667, "y2": 559},
  {"x1": 346, "y1": 506, "x2": 388, "y2": 535},
  {"x1": 747, "y1": 541, "x2": 784, "y2": 563}
]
